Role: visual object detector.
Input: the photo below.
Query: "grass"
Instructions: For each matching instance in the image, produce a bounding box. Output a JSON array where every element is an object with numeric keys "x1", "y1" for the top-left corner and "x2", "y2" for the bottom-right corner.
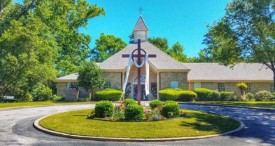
[
  {"x1": 39, "y1": 109, "x2": 240, "y2": 138},
  {"x1": 0, "y1": 101, "x2": 93, "y2": 109},
  {"x1": 192, "y1": 101, "x2": 275, "y2": 108}
]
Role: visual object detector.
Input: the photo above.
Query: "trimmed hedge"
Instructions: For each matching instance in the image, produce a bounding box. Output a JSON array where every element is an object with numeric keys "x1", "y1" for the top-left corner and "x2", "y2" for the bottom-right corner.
[
  {"x1": 161, "y1": 101, "x2": 180, "y2": 118},
  {"x1": 193, "y1": 88, "x2": 212, "y2": 101},
  {"x1": 149, "y1": 100, "x2": 163, "y2": 109},
  {"x1": 124, "y1": 98, "x2": 137, "y2": 106},
  {"x1": 255, "y1": 90, "x2": 273, "y2": 101},
  {"x1": 94, "y1": 88, "x2": 122, "y2": 101},
  {"x1": 220, "y1": 92, "x2": 235, "y2": 101},
  {"x1": 94, "y1": 100, "x2": 114, "y2": 118},
  {"x1": 159, "y1": 88, "x2": 197, "y2": 101},
  {"x1": 124, "y1": 104, "x2": 144, "y2": 121}
]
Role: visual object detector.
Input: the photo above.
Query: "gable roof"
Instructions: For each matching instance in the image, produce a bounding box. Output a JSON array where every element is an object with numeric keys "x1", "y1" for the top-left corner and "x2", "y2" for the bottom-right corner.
[
  {"x1": 99, "y1": 41, "x2": 189, "y2": 72},
  {"x1": 55, "y1": 73, "x2": 78, "y2": 82},
  {"x1": 183, "y1": 63, "x2": 273, "y2": 82},
  {"x1": 133, "y1": 16, "x2": 148, "y2": 31}
]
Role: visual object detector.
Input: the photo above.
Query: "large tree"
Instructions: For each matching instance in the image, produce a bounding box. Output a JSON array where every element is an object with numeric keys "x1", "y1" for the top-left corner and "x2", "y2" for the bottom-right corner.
[
  {"x1": 148, "y1": 37, "x2": 169, "y2": 53},
  {"x1": 91, "y1": 33, "x2": 127, "y2": 62},
  {"x1": 0, "y1": 0, "x2": 105, "y2": 76},
  {"x1": 168, "y1": 42, "x2": 188, "y2": 62},
  {"x1": 203, "y1": 0, "x2": 275, "y2": 86},
  {"x1": 0, "y1": 0, "x2": 104, "y2": 98},
  {"x1": 77, "y1": 61, "x2": 105, "y2": 98}
]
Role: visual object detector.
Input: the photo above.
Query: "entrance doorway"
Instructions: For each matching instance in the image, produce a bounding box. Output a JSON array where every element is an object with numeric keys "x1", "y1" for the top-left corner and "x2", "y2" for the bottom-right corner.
[{"x1": 133, "y1": 84, "x2": 147, "y2": 101}]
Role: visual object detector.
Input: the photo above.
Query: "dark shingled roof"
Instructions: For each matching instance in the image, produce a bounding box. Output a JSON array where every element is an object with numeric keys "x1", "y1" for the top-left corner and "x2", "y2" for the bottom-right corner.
[{"x1": 133, "y1": 16, "x2": 148, "y2": 31}]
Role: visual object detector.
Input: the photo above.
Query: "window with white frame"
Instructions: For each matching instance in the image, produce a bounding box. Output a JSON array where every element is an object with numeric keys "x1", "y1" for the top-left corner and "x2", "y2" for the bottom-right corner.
[
  {"x1": 270, "y1": 83, "x2": 275, "y2": 92},
  {"x1": 218, "y1": 83, "x2": 225, "y2": 92},
  {"x1": 193, "y1": 82, "x2": 201, "y2": 89},
  {"x1": 170, "y1": 81, "x2": 179, "y2": 88},
  {"x1": 104, "y1": 81, "x2": 111, "y2": 89},
  {"x1": 246, "y1": 83, "x2": 251, "y2": 93},
  {"x1": 67, "y1": 82, "x2": 78, "y2": 90}
]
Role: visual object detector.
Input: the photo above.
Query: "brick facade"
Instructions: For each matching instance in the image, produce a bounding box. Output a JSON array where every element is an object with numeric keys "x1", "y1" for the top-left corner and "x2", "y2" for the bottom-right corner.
[
  {"x1": 103, "y1": 72, "x2": 122, "y2": 89},
  {"x1": 160, "y1": 72, "x2": 188, "y2": 89}
]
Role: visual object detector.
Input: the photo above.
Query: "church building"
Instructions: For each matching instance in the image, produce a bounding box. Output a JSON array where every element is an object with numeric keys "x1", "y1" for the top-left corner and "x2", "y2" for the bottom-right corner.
[{"x1": 55, "y1": 16, "x2": 274, "y2": 101}]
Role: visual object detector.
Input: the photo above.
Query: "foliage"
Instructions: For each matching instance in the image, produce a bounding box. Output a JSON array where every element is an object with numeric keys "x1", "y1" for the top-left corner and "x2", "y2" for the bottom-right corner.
[
  {"x1": 94, "y1": 100, "x2": 114, "y2": 118},
  {"x1": 0, "y1": 0, "x2": 104, "y2": 97},
  {"x1": 31, "y1": 83, "x2": 52, "y2": 101},
  {"x1": 124, "y1": 104, "x2": 144, "y2": 121},
  {"x1": 245, "y1": 92, "x2": 255, "y2": 101},
  {"x1": 148, "y1": 37, "x2": 169, "y2": 53},
  {"x1": 193, "y1": 88, "x2": 213, "y2": 101},
  {"x1": 124, "y1": 98, "x2": 137, "y2": 106},
  {"x1": 177, "y1": 90, "x2": 197, "y2": 101},
  {"x1": 91, "y1": 33, "x2": 127, "y2": 62},
  {"x1": 144, "y1": 107, "x2": 163, "y2": 121},
  {"x1": 77, "y1": 61, "x2": 105, "y2": 98},
  {"x1": 77, "y1": 97, "x2": 91, "y2": 102},
  {"x1": 211, "y1": 90, "x2": 220, "y2": 101},
  {"x1": 94, "y1": 88, "x2": 122, "y2": 101},
  {"x1": 159, "y1": 88, "x2": 197, "y2": 101},
  {"x1": 168, "y1": 42, "x2": 188, "y2": 62},
  {"x1": 112, "y1": 105, "x2": 124, "y2": 121},
  {"x1": 149, "y1": 100, "x2": 163, "y2": 109},
  {"x1": 237, "y1": 82, "x2": 248, "y2": 97},
  {"x1": 255, "y1": 90, "x2": 273, "y2": 101},
  {"x1": 161, "y1": 101, "x2": 180, "y2": 118},
  {"x1": 203, "y1": 0, "x2": 275, "y2": 86},
  {"x1": 220, "y1": 92, "x2": 235, "y2": 101},
  {"x1": 51, "y1": 95, "x2": 64, "y2": 102}
]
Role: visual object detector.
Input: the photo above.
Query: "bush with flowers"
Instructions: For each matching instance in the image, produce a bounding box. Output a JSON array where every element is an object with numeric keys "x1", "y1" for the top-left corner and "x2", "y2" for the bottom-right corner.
[{"x1": 88, "y1": 99, "x2": 184, "y2": 121}]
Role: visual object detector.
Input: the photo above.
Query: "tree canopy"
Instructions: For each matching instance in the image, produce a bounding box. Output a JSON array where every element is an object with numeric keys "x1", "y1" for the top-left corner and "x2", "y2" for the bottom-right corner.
[
  {"x1": 0, "y1": 0, "x2": 104, "y2": 99},
  {"x1": 203, "y1": 0, "x2": 275, "y2": 84},
  {"x1": 91, "y1": 33, "x2": 127, "y2": 62}
]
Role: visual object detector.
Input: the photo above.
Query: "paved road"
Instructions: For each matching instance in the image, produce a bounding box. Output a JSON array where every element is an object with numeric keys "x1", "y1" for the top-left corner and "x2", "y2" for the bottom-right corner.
[{"x1": 0, "y1": 104, "x2": 274, "y2": 146}]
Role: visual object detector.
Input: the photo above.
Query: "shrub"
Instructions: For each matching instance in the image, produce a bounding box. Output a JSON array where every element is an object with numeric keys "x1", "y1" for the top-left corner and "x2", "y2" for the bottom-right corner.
[
  {"x1": 159, "y1": 89, "x2": 179, "y2": 101},
  {"x1": 161, "y1": 101, "x2": 180, "y2": 118},
  {"x1": 149, "y1": 100, "x2": 163, "y2": 109},
  {"x1": 77, "y1": 97, "x2": 91, "y2": 102},
  {"x1": 255, "y1": 90, "x2": 273, "y2": 101},
  {"x1": 94, "y1": 100, "x2": 114, "y2": 118},
  {"x1": 124, "y1": 98, "x2": 137, "y2": 106},
  {"x1": 124, "y1": 104, "x2": 144, "y2": 121},
  {"x1": 159, "y1": 89, "x2": 196, "y2": 101},
  {"x1": 193, "y1": 88, "x2": 213, "y2": 101},
  {"x1": 211, "y1": 90, "x2": 220, "y2": 101},
  {"x1": 51, "y1": 95, "x2": 64, "y2": 102},
  {"x1": 177, "y1": 90, "x2": 197, "y2": 101},
  {"x1": 94, "y1": 88, "x2": 122, "y2": 101},
  {"x1": 31, "y1": 83, "x2": 52, "y2": 101},
  {"x1": 220, "y1": 92, "x2": 235, "y2": 101},
  {"x1": 245, "y1": 92, "x2": 255, "y2": 101}
]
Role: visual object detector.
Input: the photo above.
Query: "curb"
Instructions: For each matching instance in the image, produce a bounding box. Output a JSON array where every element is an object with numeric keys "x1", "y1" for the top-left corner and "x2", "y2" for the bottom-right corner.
[
  {"x1": 182, "y1": 103, "x2": 275, "y2": 111},
  {"x1": 33, "y1": 110, "x2": 245, "y2": 142}
]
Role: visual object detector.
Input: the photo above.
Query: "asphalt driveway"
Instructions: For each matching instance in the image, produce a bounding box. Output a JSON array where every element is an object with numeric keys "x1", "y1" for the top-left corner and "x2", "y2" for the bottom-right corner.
[{"x1": 0, "y1": 104, "x2": 274, "y2": 146}]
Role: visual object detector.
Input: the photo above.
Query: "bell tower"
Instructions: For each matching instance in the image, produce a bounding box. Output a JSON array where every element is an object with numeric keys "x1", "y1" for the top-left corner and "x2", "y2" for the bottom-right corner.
[{"x1": 133, "y1": 16, "x2": 149, "y2": 42}]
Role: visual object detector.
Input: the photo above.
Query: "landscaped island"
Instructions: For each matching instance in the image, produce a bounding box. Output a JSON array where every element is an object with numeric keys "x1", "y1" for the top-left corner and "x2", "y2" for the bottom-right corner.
[{"x1": 38, "y1": 100, "x2": 240, "y2": 138}]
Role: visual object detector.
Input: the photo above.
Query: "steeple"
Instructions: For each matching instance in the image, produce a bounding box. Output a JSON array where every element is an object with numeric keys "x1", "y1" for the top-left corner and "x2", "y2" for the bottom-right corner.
[{"x1": 133, "y1": 16, "x2": 149, "y2": 42}]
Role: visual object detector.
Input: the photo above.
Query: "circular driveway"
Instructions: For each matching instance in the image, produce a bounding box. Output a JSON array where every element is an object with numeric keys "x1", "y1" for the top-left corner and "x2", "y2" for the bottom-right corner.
[{"x1": 0, "y1": 104, "x2": 274, "y2": 146}]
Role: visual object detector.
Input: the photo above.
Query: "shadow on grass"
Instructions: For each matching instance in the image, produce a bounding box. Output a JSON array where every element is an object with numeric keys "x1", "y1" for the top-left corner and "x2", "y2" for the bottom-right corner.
[{"x1": 180, "y1": 112, "x2": 240, "y2": 133}]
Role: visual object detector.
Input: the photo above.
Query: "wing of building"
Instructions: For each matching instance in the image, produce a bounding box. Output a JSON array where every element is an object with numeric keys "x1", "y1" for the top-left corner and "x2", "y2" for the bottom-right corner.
[{"x1": 55, "y1": 16, "x2": 274, "y2": 101}]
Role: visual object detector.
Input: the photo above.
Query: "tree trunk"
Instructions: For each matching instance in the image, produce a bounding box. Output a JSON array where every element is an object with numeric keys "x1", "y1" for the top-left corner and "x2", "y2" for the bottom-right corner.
[{"x1": 273, "y1": 71, "x2": 275, "y2": 92}]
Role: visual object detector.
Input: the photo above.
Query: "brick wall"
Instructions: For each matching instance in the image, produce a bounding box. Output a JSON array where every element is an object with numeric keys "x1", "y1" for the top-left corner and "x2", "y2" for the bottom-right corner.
[
  {"x1": 160, "y1": 72, "x2": 188, "y2": 89},
  {"x1": 103, "y1": 72, "x2": 122, "y2": 89}
]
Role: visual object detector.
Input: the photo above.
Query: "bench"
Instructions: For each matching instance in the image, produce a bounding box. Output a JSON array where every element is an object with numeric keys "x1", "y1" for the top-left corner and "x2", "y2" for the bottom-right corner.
[{"x1": 3, "y1": 96, "x2": 16, "y2": 102}]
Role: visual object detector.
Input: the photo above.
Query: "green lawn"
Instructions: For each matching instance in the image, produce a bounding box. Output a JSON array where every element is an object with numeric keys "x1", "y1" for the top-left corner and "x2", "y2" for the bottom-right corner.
[
  {"x1": 192, "y1": 101, "x2": 275, "y2": 108},
  {"x1": 0, "y1": 101, "x2": 93, "y2": 109},
  {"x1": 39, "y1": 109, "x2": 240, "y2": 138}
]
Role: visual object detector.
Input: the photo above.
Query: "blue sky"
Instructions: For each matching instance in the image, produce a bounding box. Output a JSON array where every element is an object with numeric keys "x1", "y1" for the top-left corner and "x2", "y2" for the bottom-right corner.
[
  {"x1": 85, "y1": 0, "x2": 232, "y2": 57},
  {"x1": 15, "y1": 0, "x2": 232, "y2": 57}
]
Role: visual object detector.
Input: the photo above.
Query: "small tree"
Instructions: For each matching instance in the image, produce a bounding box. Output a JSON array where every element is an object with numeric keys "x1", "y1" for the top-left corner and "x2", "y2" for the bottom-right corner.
[
  {"x1": 77, "y1": 61, "x2": 105, "y2": 98},
  {"x1": 237, "y1": 82, "x2": 248, "y2": 98}
]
